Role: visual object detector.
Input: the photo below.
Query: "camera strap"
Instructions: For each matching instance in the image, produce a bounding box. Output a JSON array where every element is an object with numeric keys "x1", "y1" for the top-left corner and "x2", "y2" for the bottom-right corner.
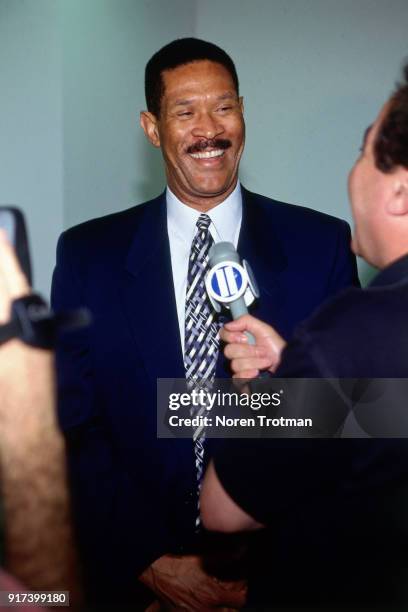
[{"x1": 0, "y1": 293, "x2": 90, "y2": 349}]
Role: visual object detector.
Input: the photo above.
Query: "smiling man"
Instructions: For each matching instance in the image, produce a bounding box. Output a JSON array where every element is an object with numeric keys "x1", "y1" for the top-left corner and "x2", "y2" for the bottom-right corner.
[
  {"x1": 51, "y1": 38, "x2": 358, "y2": 608},
  {"x1": 140, "y1": 59, "x2": 244, "y2": 209}
]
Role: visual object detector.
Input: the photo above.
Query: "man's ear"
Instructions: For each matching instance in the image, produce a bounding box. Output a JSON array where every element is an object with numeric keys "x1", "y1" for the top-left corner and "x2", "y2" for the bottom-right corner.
[
  {"x1": 239, "y1": 96, "x2": 244, "y2": 114},
  {"x1": 140, "y1": 111, "x2": 161, "y2": 148},
  {"x1": 386, "y1": 169, "x2": 408, "y2": 216}
]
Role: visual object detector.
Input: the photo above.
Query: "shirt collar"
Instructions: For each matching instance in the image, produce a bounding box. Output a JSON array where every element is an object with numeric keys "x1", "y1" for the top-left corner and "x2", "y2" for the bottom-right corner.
[
  {"x1": 369, "y1": 253, "x2": 408, "y2": 288},
  {"x1": 166, "y1": 182, "x2": 242, "y2": 244}
]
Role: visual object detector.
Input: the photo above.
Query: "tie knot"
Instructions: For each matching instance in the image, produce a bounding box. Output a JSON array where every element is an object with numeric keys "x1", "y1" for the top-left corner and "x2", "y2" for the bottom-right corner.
[{"x1": 196, "y1": 214, "x2": 211, "y2": 232}]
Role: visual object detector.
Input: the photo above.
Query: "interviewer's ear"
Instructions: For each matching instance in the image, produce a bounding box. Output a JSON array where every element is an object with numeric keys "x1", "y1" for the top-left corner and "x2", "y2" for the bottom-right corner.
[
  {"x1": 140, "y1": 111, "x2": 161, "y2": 148},
  {"x1": 386, "y1": 168, "x2": 408, "y2": 216}
]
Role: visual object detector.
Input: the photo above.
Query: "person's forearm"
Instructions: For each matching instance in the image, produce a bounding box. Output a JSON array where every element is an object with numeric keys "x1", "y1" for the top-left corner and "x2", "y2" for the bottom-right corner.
[
  {"x1": 0, "y1": 234, "x2": 81, "y2": 601},
  {"x1": 0, "y1": 347, "x2": 81, "y2": 601},
  {"x1": 0, "y1": 430, "x2": 81, "y2": 598}
]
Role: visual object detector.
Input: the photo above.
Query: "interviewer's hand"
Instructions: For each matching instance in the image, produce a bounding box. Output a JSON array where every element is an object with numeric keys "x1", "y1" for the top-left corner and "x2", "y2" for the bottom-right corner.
[
  {"x1": 139, "y1": 553, "x2": 247, "y2": 611},
  {"x1": 220, "y1": 314, "x2": 287, "y2": 379}
]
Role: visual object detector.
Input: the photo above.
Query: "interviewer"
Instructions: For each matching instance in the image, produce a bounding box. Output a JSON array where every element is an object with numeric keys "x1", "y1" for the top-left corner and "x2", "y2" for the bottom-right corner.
[{"x1": 201, "y1": 63, "x2": 408, "y2": 611}]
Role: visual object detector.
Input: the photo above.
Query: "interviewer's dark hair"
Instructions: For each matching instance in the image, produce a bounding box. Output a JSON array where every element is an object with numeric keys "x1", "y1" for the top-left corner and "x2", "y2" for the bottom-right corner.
[
  {"x1": 145, "y1": 38, "x2": 239, "y2": 117},
  {"x1": 374, "y1": 62, "x2": 408, "y2": 172}
]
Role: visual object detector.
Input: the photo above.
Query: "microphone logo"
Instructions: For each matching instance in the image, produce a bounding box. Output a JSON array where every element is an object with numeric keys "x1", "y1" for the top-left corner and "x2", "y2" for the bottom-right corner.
[{"x1": 206, "y1": 261, "x2": 248, "y2": 304}]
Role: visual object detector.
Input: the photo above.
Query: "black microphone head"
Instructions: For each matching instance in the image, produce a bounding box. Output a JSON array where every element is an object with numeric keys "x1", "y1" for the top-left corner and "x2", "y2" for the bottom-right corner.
[{"x1": 208, "y1": 241, "x2": 240, "y2": 267}]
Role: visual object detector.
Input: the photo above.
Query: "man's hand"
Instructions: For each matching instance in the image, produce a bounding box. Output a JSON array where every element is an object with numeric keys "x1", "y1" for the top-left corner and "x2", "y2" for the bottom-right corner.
[
  {"x1": 139, "y1": 553, "x2": 247, "y2": 611},
  {"x1": 220, "y1": 314, "x2": 287, "y2": 379}
]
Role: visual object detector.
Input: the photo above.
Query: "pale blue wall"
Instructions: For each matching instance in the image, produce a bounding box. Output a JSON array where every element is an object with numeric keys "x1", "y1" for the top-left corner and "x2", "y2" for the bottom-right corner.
[
  {"x1": 1, "y1": 0, "x2": 408, "y2": 292},
  {"x1": 0, "y1": 0, "x2": 63, "y2": 295},
  {"x1": 195, "y1": 0, "x2": 408, "y2": 282},
  {"x1": 0, "y1": 0, "x2": 194, "y2": 294},
  {"x1": 62, "y1": 0, "x2": 194, "y2": 228}
]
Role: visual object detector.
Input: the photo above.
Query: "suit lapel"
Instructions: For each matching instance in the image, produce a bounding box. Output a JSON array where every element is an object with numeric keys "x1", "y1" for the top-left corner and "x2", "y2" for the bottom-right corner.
[
  {"x1": 239, "y1": 187, "x2": 291, "y2": 330},
  {"x1": 119, "y1": 193, "x2": 185, "y2": 382},
  {"x1": 216, "y1": 187, "x2": 288, "y2": 377},
  {"x1": 238, "y1": 187, "x2": 287, "y2": 295}
]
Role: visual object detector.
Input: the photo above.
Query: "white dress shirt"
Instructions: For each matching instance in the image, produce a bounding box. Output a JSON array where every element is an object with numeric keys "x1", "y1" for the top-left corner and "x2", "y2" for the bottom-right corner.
[{"x1": 166, "y1": 182, "x2": 242, "y2": 353}]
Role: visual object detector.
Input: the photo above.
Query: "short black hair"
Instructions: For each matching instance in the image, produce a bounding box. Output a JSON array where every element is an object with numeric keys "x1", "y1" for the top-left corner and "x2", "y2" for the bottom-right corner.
[
  {"x1": 374, "y1": 61, "x2": 408, "y2": 172},
  {"x1": 145, "y1": 37, "x2": 239, "y2": 117}
]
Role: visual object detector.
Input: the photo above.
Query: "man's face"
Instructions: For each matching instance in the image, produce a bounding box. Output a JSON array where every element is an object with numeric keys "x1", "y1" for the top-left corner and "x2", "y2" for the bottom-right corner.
[
  {"x1": 348, "y1": 103, "x2": 393, "y2": 266},
  {"x1": 141, "y1": 60, "x2": 245, "y2": 210}
]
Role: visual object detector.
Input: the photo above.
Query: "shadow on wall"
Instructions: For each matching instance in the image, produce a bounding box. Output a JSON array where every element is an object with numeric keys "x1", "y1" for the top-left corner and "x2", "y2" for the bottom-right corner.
[{"x1": 131, "y1": 137, "x2": 166, "y2": 204}]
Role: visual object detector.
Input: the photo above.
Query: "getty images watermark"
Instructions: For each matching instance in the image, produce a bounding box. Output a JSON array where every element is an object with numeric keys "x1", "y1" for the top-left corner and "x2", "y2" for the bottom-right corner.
[
  {"x1": 167, "y1": 388, "x2": 311, "y2": 431},
  {"x1": 157, "y1": 378, "x2": 408, "y2": 438}
]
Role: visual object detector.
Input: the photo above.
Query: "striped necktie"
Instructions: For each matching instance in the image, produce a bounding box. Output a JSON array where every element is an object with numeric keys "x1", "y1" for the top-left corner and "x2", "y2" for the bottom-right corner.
[{"x1": 184, "y1": 213, "x2": 219, "y2": 527}]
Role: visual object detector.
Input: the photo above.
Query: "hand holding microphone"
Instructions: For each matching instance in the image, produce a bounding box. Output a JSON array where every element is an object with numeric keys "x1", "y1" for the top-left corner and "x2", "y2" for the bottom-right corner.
[
  {"x1": 205, "y1": 243, "x2": 286, "y2": 380},
  {"x1": 221, "y1": 315, "x2": 286, "y2": 379}
]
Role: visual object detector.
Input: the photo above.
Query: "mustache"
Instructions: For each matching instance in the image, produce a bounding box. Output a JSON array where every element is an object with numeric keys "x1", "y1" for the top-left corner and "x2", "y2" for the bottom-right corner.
[{"x1": 186, "y1": 139, "x2": 232, "y2": 154}]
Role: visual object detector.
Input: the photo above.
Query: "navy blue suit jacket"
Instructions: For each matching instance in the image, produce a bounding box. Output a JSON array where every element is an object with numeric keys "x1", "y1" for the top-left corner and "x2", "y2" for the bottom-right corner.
[{"x1": 51, "y1": 187, "x2": 358, "y2": 598}]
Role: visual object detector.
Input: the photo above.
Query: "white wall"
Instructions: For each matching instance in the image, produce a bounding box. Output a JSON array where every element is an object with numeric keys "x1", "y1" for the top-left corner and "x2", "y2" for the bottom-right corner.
[
  {"x1": 62, "y1": 0, "x2": 194, "y2": 228},
  {"x1": 0, "y1": 0, "x2": 194, "y2": 295},
  {"x1": 195, "y1": 0, "x2": 408, "y2": 282},
  {"x1": 1, "y1": 0, "x2": 408, "y2": 292},
  {"x1": 0, "y1": 0, "x2": 63, "y2": 295}
]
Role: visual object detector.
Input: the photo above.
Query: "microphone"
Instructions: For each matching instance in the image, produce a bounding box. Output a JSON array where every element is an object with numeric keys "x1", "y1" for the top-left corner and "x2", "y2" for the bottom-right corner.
[{"x1": 206, "y1": 242, "x2": 259, "y2": 344}]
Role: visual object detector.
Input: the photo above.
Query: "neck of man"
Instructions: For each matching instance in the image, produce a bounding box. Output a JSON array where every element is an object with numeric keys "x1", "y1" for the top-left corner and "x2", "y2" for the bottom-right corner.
[{"x1": 167, "y1": 178, "x2": 239, "y2": 212}]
